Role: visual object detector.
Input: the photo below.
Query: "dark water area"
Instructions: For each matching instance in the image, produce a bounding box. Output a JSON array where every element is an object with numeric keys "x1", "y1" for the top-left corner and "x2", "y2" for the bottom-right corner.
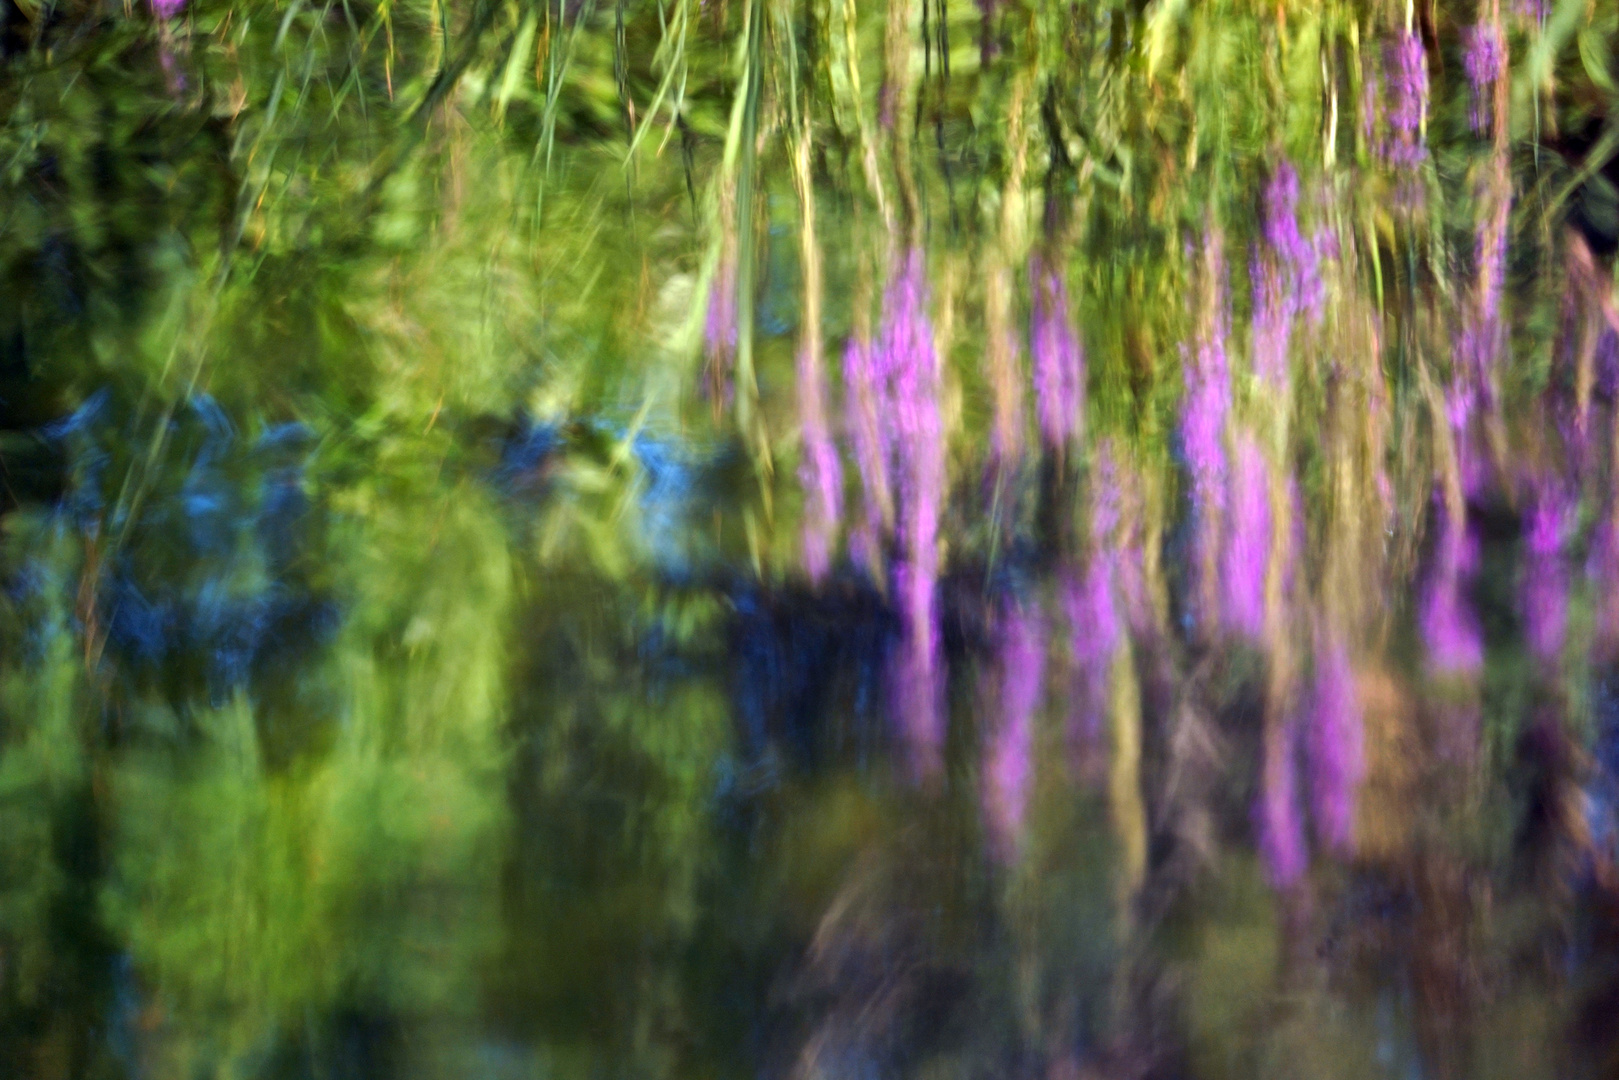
[{"x1": 3, "y1": 0, "x2": 1619, "y2": 1077}]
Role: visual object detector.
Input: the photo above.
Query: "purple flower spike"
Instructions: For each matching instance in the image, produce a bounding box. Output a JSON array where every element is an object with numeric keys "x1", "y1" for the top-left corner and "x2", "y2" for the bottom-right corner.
[
  {"x1": 1222, "y1": 432, "x2": 1272, "y2": 641},
  {"x1": 1066, "y1": 453, "x2": 1122, "y2": 777},
  {"x1": 1309, "y1": 632, "x2": 1364, "y2": 853},
  {"x1": 1257, "y1": 716, "x2": 1308, "y2": 889},
  {"x1": 985, "y1": 599, "x2": 1045, "y2": 858},
  {"x1": 1251, "y1": 160, "x2": 1324, "y2": 383},
  {"x1": 1262, "y1": 163, "x2": 1308, "y2": 279},
  {"x1": 1181, "y1": 344, "x2": 1229, "y2": 516},
  {"x1": 881, "y1": 251, "x2": 948, "y2": 777},
  {"x1": 1524, "y1": 482, "x2": 1574, "y2": 664},
  {"x1": 1463, "y1": 24, "x2": 1506, "y2": 133},
  {"x1": 1031, "y1": 264, "x2": 1085, "y2": 450},
  {"x1": 151, "y1": 0, "x2": 186, "y2": 17},
  {"x1": 1182, "y1": 232, "x2": 1231, "y2": 628},
  {"x1": 1388, "y1": 31, "x2": 1429, "y2": 143},
  {"x1": 1420, "y1": 498, "x2": 1484, "y2": 675},
  {"x1": 1301, "y1": 228, "x2": 1336, "y2": 326},
  {"x1": 1383, "y1": 30, "x2": 1430, "y2": 176}
]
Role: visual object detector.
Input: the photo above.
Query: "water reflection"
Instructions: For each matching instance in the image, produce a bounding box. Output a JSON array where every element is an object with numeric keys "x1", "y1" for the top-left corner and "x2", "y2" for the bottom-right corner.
[{"x1": 3, "y1": 0, "x2": 1619, "y2": 1077}]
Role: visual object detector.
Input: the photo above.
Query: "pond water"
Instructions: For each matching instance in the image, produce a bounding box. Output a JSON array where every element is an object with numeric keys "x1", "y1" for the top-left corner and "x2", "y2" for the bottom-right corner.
[{"x1": 2, "y1": 0, "x2": 1619, "y2": 1077}]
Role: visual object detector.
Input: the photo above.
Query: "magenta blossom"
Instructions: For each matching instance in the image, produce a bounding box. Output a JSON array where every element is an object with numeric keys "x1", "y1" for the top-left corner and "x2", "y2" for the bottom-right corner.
[
  {"x1": 1251, "y1": 160, "x2": 1326, "y2": 388},
  {"x1": 1523, "y1": 481, "x2": 1574, "y2": 664},
  {"x1": 1463, "y1": 23, "x2": 1506, "y2": 133},
  {"x1": 881, "y1": 251, "x2": 948, "y2": 778},
  {"x1": 1308, "y1": 631, "x2": 1364, "y2": 853},
  {"x1": 1065, "y1": 453, "x2": 1123, "y2": 779},
  {"x1": 1181, "y1": 232, "x2": 1231, "y2": 629},
  {"x1": 1221, "y1": 432, "x2": 1272, "y2": 641},
  {"x1": 1386, "y1": 30, "x2": 1429, "y2": 164},
  {"x1": 1262, "y1": 162, "x2": 1321, "y2": 310},
  {"x1": 1420, "y1": 497, "x2": 1484, "y2": 675}
]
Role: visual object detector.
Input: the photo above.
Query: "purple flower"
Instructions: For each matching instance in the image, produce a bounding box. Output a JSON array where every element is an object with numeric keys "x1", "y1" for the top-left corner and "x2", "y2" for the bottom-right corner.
[
  {"x1": 1031, "y1": 264, "x2": 1085, "y2": 450},
  {"x1": 1251, "y1": 161, "x2": 1325, "y2": 384},
  {"x1": 798, "y1": 346, "x2": 843, "y2": 584},
  {"x1": 1463, "y1": 23, "x2": 1506, "y2": 132},
  {"x1": 985, "y1": 598, "x2": 1045, "y2": 857},
  {"x1": 1383, "y1": 31, "x2": 1429, "y2": 171},
  {"x1": 151, "y1": 0, "x2": 186, "y2": 17},
  {"x1": 881, "y1": 251, "x2": 948, "y2": 777},
  {"x1": 1302, "y1": 228, "x2": 1337, "y2": 326},
  {"x1": 1388, "y1": 30, "x2": 1429, "y2": 143},
  {"x1": 1066, "y1": 454, "x2": 1122, "y2": 777},
  {"x1": 1182, "y1": 232, "x2": 1230, "y2": 627},
  {"x1": 1524, "y1": 481, "x2": 1573, "y2": 664},
  {"x1": 1181, "y1": 341, "x2": 1229, "y2": 514},
  {"x1": 1420, "y1": 497, "x2": 1484, "y2": 675},
  {"x1": 1222, "y1": 432, "x2": 1272, "y2": 641},
  {"x1": 1257, "y1": 715, "x2": 1308, "y2": 888},
  {"x1": 1309, "y1": 631, "x2": 1364, "y2": 853},
  {"x1": 1262, "y1": 163, "x2": 1308, "y2": 278}
]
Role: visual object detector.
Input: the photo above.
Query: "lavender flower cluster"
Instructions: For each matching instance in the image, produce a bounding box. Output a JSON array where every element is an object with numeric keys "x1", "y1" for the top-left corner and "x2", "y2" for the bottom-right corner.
[
  {"x1": 1462, "y1": 23, "x2": 1506, "y2": 133},
  {"x1": 1524, "y1": 481, "x2": 1573, "y2": 665},
  {"x1": 1385, "y1": 30, "x2": 1430, "y2": 169},
  {"x1": 1421, "y1": 498, "x2": 1484, "y2": 676},
  {"x1": 1066, "y1": 444, "x2": 1126, "y2": 777},
  {"x1": 1221, "y1": 432, "x2": 1272, "y2": 642},
  {"x1": 1181, "y1": 234, "x2": 1232, "y2": 630}
]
